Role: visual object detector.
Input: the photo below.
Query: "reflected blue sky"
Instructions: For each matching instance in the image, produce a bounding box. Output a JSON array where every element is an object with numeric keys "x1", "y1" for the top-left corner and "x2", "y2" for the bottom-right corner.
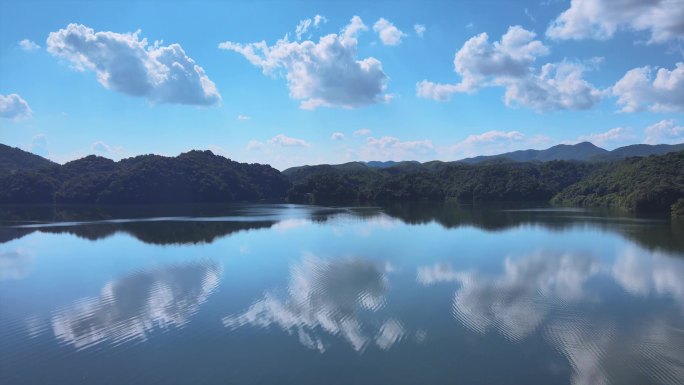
[{"x1": 1, "y1": 204, "x2": 683, "y2": 384}]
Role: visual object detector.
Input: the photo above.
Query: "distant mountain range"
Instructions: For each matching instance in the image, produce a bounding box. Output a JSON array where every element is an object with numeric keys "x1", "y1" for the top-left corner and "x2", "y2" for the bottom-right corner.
[{"x1": 458, "y1": 142, "x2": 684, "y2": 164}]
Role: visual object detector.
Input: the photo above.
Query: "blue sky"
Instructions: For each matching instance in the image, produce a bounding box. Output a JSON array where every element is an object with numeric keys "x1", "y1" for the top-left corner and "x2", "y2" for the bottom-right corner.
[{"x1": 0, "y1": 0, "x2": 683, "y2": 169}]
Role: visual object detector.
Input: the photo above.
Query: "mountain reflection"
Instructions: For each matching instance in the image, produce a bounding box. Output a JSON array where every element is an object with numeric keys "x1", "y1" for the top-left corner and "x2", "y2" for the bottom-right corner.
[
  {"x1": 2, "y1": 204, "x2": 684, "y2": 254},
  {"x1": 223, "y1": 256, "x2": 406, "y2": 352},
  {"x1": 418, "y1": 247, "x2": 684, "y2": 384},
  {"x1": 51, "y1": 261, "x2": 221, "y2": 350}
]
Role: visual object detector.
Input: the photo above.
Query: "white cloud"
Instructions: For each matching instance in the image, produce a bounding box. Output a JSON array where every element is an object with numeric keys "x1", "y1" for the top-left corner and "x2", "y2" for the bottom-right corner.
[
  {"x1": 91, "y1": 141, "x2": 125, "y2": 156},
  {"x1": 314, "y1": 15, "x2": 327, "y2": 27},
  {"x1": 502, "y1": 62, "x2": 604, "y2": 111},
  {"x1": 612, "y1": 247, "x2": 684, "y2": 306},
  {"x1": 612, "y1": 62, "x2": 684, "y2": 112},
  {"x1": 18, "y1": 39, "x2": 40, "y2": 51},
  {"x1": 269, "y1": 134, "x2": 311, "y2": 147},
  {"x1": 644, "y1": 119, "x2": 684, "y2": 144},
  {"x1": 373, "y1": 18, "x2": 406, "y2": 46},
  {"x1": 417, "y1": 263, "x2": 462, "y2": 285},
  {"x1": 247, "y1": 134, "x2": 311, "y2": 152},
  {"x1": 414, "y1": 24, "x2": 426, "y2": 38},
  {"x1": 222, "y1": 256, "x2": 398, "y2": 353},
  {"x1": 546, "y1": 0, "x2": 684, "y2": 44},
  {"x1": 237, "y1": 114, "x2": 251, "y2": 121},
  {"x1": 47, "y1": 23, "x2": 220, "y2": 106},
  {"x1": 331, "y1": 132, "x2": 345, "y2": 140},
  {"x1": 0, "y1": 93, "x2": 32, "y2": 120},
  {"x1": 442, "y1": 130, "x2": 552, "y2": 159},
  {"x1": 246, "y1": 140, "x2": 266, "y2": 151},
  {"x1": 367, "y1": 136, "x2": 434, "y2": 150},
  {"x1": 52, "y1": 263, "x2": 221, "y2": 350},
  {"x1": 445, "y1": 251, "x2": 599, "y2": 341},
  {"x1": 295, "y1": 15, "x2": 326, "y2": 40},
  {"x1": 220, "y1": 16, "x2": 391, "y2": 109},
  {"x1": 360, "y1": 136, "x2": 435, "y2": 161},
  {"x1": 416, "y1": 26, "x2": 602, "y2": 111},
  {"x1": 577, "y1": 127, "x2": 634, "y2": 147},
  {"x1": 416, "y1": 81, "x2": 461, "y2": 102},
  {"x1": 354, "y1": 128, "x2": 372, "y2": 136},
  {"x1": 295, "y1": 19, "x2": 313, "y2": 40}
]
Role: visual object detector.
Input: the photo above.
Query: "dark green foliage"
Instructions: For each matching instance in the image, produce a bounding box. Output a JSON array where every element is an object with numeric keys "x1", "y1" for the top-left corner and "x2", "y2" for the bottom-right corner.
[
  {"x1": 552, "y1": 152, "x2": 684, "y2": 213},
  {"x1": 460, "y1": 141, "x2": 684, "y2": 164},
  {"x1": 286, "y1": 158, "x2": 593, "y2": 203},
  {"x1": 0, "y1": 144, "x2": 57, "y2": 176},
  {"x1": 672, "y1": 198, "x2": 684, "y2": 218},
  {"x1": 0, "y1": 149, "x2": 289, "y2": 204}
]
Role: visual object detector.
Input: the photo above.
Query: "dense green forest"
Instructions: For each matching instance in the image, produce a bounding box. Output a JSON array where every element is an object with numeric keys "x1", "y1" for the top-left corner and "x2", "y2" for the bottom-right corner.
[
  {"x1": 0, "y1": 150, "x2": 289, "y2": 204},
  {"x1": 1, "y1": 143, "x2": 683, "y2": 217},
  {"x1": 552, "y1": 151, "x2": 684, "y2": 214}
]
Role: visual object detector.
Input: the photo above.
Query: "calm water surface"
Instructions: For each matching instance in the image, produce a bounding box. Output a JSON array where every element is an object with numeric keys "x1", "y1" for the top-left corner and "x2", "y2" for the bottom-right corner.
[{"x1": 1, "y1": 203, "x2": 683, "y2": 385}]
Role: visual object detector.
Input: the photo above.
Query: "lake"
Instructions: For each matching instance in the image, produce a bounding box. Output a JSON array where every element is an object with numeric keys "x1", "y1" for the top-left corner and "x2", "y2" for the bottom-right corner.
[{"x1": 1, "y1": 203, "x2": 683, "y2": 385}]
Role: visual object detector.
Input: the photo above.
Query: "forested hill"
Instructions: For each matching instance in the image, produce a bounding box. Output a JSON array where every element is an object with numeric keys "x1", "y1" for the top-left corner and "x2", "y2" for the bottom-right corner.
[
  {"x1": 0, "y1": 149, "x2": 289, "y2": 204},
  {"x1": 459, "y1": 141, "x2": 684, "y2": 163},
  {"x1": 285, "y1": 151, "x2": 684, "y2": 217},
  {"x1": 0, "y1": 144, "x2": 56, "y2": 175},
  {"x1": 1, "y1": 144, "x2": 683, "y2": 216}
]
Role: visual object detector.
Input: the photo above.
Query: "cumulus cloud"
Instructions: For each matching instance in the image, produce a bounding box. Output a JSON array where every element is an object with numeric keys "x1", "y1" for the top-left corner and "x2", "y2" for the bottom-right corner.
[
  {"x1": 0, "y1": 93, "x2": 32, "y2": 120},
  {"x1": 612, "y1": 247, "x2": 684, "y2": 306},
  {"x1": 577, "y1": 127, "x2": 634, "y2": 147},
  {"x1": 415, "y1": 81, "x2": 462, "y2": 102},
  {"x1": 360, "y1": 136, "x2": 435, "y2": 161},
  {"x1": 331, "y1": 132, "x2": 345, "y2": 140},
  {"x1": 354, "y1": 128, "x2": 372, "y2": 136},
  {"x1": 18, "y1": 39, "x2": 40, "y2": 51},
  {"x1": 237, "y1": 114, "x2": 250, "y2": 121},
  {"x1": 295, "y1": 14, "x2": 327, "y2": 40},
  {"x1": 219, "y1": 16, "x2": 391, "y2": 109},
  {"x1": 91, "y1": 141, "x2": 125, "y2": 156},
  {"x1": 51, "y1": 262, "x2": 221, "y2": 350},
  {"x1": 222, "y1": 256, "x2": 405, "y2": 353},
  {"x1": 373, "y1": 18, "x2": 406, "y2": 45},
  {"x1": 442, "y1": 130, "x2": 553, "y2": 159},
  {"x1": 269, "y1": 134, "x2": 311, "y2": 147},
  {"x1": 47, "y1": 23, "x2": 220, "y2": 106},
  {"x1": 449, "y1": 252, "x2": 600, "y2": 341},
  {"x1": 247, "y1": 134, "x2": 311, "y2": 151},
  {"x1": 417, "y1": 26, "x2": 602, "y2": 111},
  {"x1": 546, "y1": 0, "x2": 684, "y2": 43},
  {"x1": 612, "y1": 62, "x2": 684, "y2": 112},
  {"x1": 644, "y1": 119, "x2": 684, "y2": 144},
  {"x1": 414, "y1": 24, "x2": 426, "y2": 38}
]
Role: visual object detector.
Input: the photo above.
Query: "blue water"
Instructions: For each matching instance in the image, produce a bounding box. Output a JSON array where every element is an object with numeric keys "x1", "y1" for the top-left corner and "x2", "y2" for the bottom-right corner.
[{"x1": 1, "y1": 203, "x2": 683, "y2": 384}]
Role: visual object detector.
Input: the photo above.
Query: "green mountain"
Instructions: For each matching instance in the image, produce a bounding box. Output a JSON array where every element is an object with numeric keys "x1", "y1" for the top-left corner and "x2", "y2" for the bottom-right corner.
[
  {"x1": 459, "y1": 142, "x2": 684, "y2": 163},
  {"x1": 0, "y1": 148, "x2": 289, "y2": 204},
  {"x1": 2, "y1": 142, "x2": 683, "y2": 216},
  {"x1": 552, "y1": 151, "x2": 684, "y2": 213},
  {"x1": 0, "y1": 143, "x2": 57, "y2": 175}
]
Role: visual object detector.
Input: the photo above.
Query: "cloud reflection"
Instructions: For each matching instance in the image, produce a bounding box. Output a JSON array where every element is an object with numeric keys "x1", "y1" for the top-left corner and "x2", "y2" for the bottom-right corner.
[
  {"x1": 419, "y1": 252, "x2": 600, "y2": 341},
  {"x1": 0, "y1": 249, "x2": 32, "y2": 281},
  {"x1": 546, "y1": 316, "x2": 684, "y2": 385},
  {"x1": 51, "y1": 261, "x2": 221, "y2": 350},
  {"x1": 418, "y1": 247, "x2": 684, "y2": 384},
  {"x1": 223, "y1": 255, "x2": 406, "y2": 353},
  {"x1": 612, "y1": 247, "x2": 684, "y2": 307}
]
